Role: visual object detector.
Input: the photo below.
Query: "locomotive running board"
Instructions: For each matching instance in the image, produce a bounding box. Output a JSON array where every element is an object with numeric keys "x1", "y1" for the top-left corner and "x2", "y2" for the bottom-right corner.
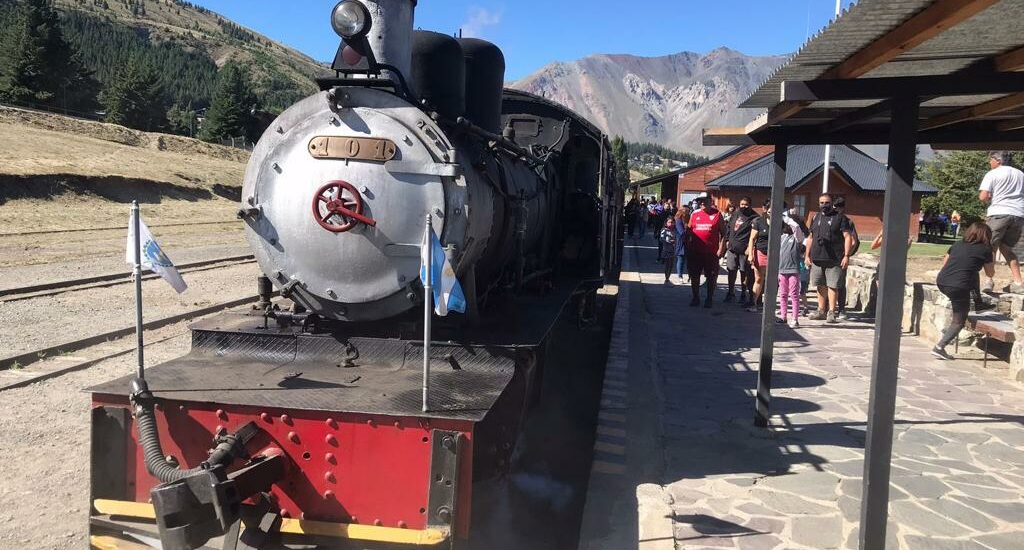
[{"x1": 92, "y1": 500, "x2": 450, "y2": 547}]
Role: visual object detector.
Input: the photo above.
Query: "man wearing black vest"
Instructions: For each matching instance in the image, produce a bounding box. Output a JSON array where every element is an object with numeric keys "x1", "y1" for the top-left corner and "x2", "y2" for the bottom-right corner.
[
  {"x1": 805, "y1": 193, "x2": 853, "y2": 324},
  {"x1": 724, "y1": 197, "x2": 758, "y2": 305}
]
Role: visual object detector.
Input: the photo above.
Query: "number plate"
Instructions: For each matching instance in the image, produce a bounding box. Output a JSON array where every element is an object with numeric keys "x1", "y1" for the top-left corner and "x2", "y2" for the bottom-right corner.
[{"x1": 308, "y1": 136, "x2": 398, "y2": 161}]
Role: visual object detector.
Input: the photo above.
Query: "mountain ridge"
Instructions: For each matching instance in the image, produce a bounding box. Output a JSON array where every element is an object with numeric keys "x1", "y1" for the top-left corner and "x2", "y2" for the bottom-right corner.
[{"x1": 509, "y1": 47, "x2": 788, "y2": 155}]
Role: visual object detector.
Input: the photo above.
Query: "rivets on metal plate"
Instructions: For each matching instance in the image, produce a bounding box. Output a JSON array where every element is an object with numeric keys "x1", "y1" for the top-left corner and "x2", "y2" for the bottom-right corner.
[
  {"x1": 324, "y1": 489, "x2": 335, "y2": 499},
  {"x1": 326, "y1": 418, "x2": 337, "y2": 429},
  {"x1": 260, "y1": 412, "x2": 271, "y2": 423},
  {"x1": 324, "y1": 471, "x2": 336, "y2": 483},
  {"x1": 398, "y1": 520, "x2": 407, "y2": 528},
  {"x1": 280, "y1": 414, "x2": 292, "y2": 425},
  {"x1": 366, "y1": 419, "x2": 375, "y2": 427},
  {"x1": 288, "y1": 431, "x2": 300, "y2": 444},
  {"x1": 325, "y1": 452, "x2": 337, "y2": 464},
  {"x1": 216, "y1": 409, "x2": 227, "y2": 420},
  {"x1": 373, "y1": 519, "x2": 382, "y2": 526},
  {"x1": 325, "y1": 434, "x2": 338, "y2": 446}
]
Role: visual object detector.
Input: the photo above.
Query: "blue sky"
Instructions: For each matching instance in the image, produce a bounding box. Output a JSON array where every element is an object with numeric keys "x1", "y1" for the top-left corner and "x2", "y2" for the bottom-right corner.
[{"x1": 192, "y1": 1, "x2": 855, "y2": 80}]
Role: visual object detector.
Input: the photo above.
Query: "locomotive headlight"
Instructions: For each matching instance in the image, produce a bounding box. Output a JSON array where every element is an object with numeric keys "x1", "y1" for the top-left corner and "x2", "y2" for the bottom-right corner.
[{"x1": 332, "y1": 1, "x2": 370, "y2": 39}]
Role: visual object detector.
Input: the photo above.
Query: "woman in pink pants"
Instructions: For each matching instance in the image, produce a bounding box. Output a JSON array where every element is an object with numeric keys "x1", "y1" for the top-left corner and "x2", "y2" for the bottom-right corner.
[{"x1": 777, "y1": 213, "x2": 806, "y2": 328}]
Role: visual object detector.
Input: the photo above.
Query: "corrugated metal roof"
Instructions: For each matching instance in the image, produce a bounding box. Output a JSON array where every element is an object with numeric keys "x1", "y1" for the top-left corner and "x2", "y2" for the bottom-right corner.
[
  {"x1": 706, "y1": 145, "x2": 937, "y2": 192},
  {"x1": 741, "y1": 0, "x2": 1024, "y2": 110}
]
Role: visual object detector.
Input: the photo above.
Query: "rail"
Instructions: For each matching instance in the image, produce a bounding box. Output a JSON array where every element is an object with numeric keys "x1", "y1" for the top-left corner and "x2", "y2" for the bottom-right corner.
[{"x1": 0, "y1": 255, "x2": 255, "y2": 302}]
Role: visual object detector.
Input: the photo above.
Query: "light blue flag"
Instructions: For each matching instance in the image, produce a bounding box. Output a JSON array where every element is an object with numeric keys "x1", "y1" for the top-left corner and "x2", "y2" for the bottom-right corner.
[{"x1": 420, "y1": 227, "x2": 466, "y2": 316}]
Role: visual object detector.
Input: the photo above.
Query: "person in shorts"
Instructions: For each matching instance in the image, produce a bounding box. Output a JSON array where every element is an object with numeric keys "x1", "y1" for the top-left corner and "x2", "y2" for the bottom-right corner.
[
  {"x1": 805, "y1": 193, "x2": 852, "y2": 323},
  {"x1": 724, "y1": 197, "x2": 757, "y2": 305},
  {"x1": 746, "y1": 199, "x2": 774, "y2": 313},
  {"x1": 688, "y1": 197, "x2": 726, "y2": 308},
  {"x1": 979, "y1": 151, "x2": 1024, "y2": 294}
]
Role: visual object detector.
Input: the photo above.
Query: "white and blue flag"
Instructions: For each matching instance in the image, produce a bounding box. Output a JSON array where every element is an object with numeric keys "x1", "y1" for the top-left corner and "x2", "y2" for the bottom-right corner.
[
  {"x1": 420, "y1": 226, "x2": 466, "y2": 316},
  {"x1": 126, "y1": 214, "x2": 188, "y2": 294}
]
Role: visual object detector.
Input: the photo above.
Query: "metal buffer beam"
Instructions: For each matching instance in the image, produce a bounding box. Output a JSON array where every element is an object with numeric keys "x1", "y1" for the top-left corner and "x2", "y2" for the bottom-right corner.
[
  {"x1": 858, "y1": 95, "x2": 919, "y2": 550},
  {"x1": 754, "y1": 145, "x2": 787, "y2": 428}
]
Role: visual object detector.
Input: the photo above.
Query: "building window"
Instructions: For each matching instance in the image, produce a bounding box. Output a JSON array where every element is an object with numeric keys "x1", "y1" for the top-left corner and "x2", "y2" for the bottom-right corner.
[{"x1": 793, "y1": 195, "x2": 806, "y2": 218}]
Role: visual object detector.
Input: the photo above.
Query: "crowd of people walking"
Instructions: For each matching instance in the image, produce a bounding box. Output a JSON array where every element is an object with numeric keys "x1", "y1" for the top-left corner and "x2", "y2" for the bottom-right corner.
[{"x1": 625, "y1": 152, "x2": 1023, "y2": 357}]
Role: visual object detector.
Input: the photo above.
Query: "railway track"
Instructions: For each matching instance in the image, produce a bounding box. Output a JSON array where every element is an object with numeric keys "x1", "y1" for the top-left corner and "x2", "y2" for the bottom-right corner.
[
  {"x1": 0, "y1": 294, "x2": 269, "y2": 389},
  {"x1": 0, "y1": 220, "x2": 239, "y2": 238},
  {"x1": 0, "y1": 254, "x2": 255, "y2": 303}
]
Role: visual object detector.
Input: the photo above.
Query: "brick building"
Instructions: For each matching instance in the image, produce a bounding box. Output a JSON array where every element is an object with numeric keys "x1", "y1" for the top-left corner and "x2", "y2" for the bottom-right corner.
[{"x1": 678, "y1": 145, "x2": 936, "y2": 237}]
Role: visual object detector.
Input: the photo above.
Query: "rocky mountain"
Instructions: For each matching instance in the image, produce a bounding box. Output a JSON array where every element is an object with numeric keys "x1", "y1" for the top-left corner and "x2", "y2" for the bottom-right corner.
[{"x1": 509, "y1": 48, "x2": 786, "y2": 155}]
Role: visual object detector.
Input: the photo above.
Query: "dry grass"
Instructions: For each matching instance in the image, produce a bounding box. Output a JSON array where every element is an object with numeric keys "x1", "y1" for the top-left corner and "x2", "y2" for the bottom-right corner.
[{"x1": 0, "y1": 108, "x2": 248, "y2": 233}]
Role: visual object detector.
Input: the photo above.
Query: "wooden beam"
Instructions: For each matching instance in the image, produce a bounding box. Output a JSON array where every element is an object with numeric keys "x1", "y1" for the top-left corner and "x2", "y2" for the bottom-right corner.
[
  {"x1": 703, "y1": 123, "x2": 1024, "y2": 147},
  {"x1": 782, "y1": 72, "x2": 1024, "y2": 102},
  {"x1": 997, "y1": 116, "x2": 1024, "y2": 131},
  {"x1": 920, "y1": 92, "x2": 1024, "y2": 130},
  {"x1": 745, "y1": 101, "x2": 810, "y2": 134},
  {"x1": 822, "y1": 100, "x2": 893, "y2": 133},
  {"x1": 821, "y1": 0, "x2": 1000, "y2": 80},
  {"x1": 995, "y1": 45, "x2": 1024, "y2": 72}
]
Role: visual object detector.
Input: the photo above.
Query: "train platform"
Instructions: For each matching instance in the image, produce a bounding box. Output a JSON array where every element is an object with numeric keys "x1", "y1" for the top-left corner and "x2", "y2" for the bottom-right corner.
[{"x1": 576, "y1": 237, "x2": 1024, "y2": 550}]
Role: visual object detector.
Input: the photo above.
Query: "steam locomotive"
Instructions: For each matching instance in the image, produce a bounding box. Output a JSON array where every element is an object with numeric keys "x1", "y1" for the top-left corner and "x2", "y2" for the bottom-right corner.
[{"x1": 87, "y1": 1, "x2": 621, "y2": 548}]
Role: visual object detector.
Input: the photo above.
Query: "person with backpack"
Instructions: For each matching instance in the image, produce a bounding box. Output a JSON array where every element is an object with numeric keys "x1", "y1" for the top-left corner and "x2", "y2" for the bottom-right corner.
[
  {"x1": 724, "y1": 197, "x2": 757, "y2": 305},
  {"x1": 932, "y1": 222, "x2": 996, "y2": 360},
  {"x1": 805, "y1": 193, "x2": 853, "y2": 324},
  {"x1": 834, "y1": 198, "x2": 860, "y2": 319}
]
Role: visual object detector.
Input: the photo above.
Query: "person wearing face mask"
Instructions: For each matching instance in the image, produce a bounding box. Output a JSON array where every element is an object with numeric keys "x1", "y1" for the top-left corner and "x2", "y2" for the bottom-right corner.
[
  {"x1": 724, "y1": 197, "x2": 758, "y2": 305},
  {"x1": 805, "y1": 193, "x2": 853, "y2": 323}
]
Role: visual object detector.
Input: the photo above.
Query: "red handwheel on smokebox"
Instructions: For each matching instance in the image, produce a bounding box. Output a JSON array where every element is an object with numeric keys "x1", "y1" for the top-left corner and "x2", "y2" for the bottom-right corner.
[{"x1": 312, "y1": 180, "x2": 377, "y2": 233}]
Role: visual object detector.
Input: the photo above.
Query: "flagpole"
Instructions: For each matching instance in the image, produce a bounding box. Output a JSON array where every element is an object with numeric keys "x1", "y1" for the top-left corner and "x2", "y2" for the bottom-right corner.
[
  {"x1": 423, "y1": 214, "x2": 432, "y2": 413},
  {"x1": 132, "y1": 201, "x2": 145, "y2": 380}
]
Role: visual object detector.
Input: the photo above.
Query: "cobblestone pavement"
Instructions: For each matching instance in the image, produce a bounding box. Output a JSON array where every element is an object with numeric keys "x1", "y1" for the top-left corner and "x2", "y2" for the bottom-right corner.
[{"x1": 578, "y1": 239, "x2": 1024, "y2": 550}]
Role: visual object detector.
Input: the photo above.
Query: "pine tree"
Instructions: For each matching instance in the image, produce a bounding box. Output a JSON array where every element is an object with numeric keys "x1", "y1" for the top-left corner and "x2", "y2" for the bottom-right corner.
[
  {"x1": 166, "y1": 102, "x2": 196, "y2": 136},
  {"x1": 199, "y1": 62, "x2": 257, "y2": 142},
  {"x1": 0, "y1": 0, "x2": 100, "y2": 112},
  {"x1": 919, "y1": 151, "x2": 991, "y2": 226},
  {"x1": 611, "y1": 136, "x2": 630, "y2": 187},
  {"x1": 103, "y1": 57, "x2": 167, "y2": 131}
]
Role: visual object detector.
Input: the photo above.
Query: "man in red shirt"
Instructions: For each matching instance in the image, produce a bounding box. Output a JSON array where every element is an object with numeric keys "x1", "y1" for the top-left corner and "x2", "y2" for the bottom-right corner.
[{"x1": 688, "y1": 197, "x2": 727, "y2": 308}]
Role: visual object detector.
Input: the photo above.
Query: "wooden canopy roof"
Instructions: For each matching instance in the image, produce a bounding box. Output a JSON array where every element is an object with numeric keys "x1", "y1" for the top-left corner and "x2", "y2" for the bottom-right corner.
[{"x1": 704, "y1": 0, "x2": 1024, "y2": 149}]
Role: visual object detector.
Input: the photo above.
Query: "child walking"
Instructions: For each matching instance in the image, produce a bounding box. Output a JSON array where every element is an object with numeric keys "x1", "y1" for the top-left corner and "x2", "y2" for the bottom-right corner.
[
  {"x1": 660, "y1": 218, "x2": 677, "y2": 283},
  {"x1": 932, "y1": 222, "x2": 995, "y2": 360},
  {"x1": 777, "y1": 214, "x2": 805, "y2": 328}
]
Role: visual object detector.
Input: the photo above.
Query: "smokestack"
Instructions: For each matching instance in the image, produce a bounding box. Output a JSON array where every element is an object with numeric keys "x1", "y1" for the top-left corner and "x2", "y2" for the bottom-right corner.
[{"x1": 358, "y1": 0, "x2": 415, "y2": 80}]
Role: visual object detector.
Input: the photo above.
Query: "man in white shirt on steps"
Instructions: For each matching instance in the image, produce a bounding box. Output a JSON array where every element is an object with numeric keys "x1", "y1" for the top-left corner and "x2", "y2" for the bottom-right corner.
[{"x1": 979, "y1": 151, "x2": 1024, "y2": 294}]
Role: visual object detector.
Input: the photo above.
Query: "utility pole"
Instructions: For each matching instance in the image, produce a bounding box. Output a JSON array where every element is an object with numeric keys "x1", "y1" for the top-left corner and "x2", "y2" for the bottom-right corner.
[{"x1": 822, "y1": 0, "x2": 842, "y2": 194}]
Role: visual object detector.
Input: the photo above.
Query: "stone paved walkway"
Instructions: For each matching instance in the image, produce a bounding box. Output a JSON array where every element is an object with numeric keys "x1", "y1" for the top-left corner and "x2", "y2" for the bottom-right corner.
[{"x1": 578, "y1": 239, "x2": 1024, "y2": 550}]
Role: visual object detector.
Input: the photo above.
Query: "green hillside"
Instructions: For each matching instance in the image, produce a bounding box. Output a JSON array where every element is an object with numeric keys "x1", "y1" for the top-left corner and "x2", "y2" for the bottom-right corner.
[{"x1": 1, "y1": 0, "x2": 327, "y2": 114}]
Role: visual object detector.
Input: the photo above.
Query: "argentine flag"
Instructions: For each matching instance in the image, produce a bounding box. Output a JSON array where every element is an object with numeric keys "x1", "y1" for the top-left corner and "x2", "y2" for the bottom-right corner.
[
  {"x1": 126, "y1": 214, "x2": 188, "y2": 294},
  {"x1": 420, "y1": 226, "x2": 466, "y2": 316}
]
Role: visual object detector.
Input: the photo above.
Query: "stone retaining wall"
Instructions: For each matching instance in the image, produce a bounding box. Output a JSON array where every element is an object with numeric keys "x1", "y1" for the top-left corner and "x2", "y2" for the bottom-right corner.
[
  {"x1": 839, "y1": 255, "x2": 1022, "y2": 384},
  {"x1": 899, "y1": 281, "x2": 1024, "y2": 385}
]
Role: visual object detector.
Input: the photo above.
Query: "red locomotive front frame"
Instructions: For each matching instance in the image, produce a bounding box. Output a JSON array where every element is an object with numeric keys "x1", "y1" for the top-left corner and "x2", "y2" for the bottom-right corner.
[{"x1": 91, "y1": 394, "x2": 475, "y2": 538}]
